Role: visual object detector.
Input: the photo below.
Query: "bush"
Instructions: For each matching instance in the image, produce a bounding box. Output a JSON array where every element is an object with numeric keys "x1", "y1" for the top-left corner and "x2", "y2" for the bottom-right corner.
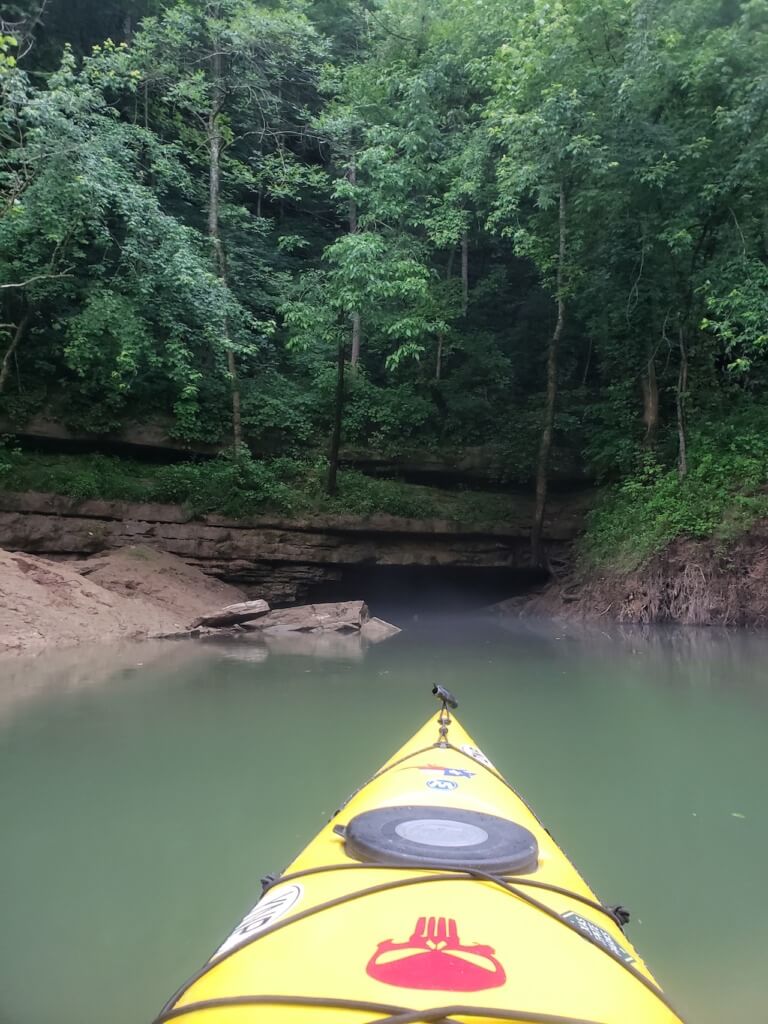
[
  {"x1": 1, "y1": 449, "x2": 152, "y2": 501},
  {"x1": 581, "y1": 408, "x2": 768, "y2": 571},
  {"x1": 0, "y1": 446, "x2": 525, "y2": 524},
  {"x1": 0, "y1": 436, "x2": 22, "y2": 481},
  {"x1": 326, "y1": 469, "x2": 436, "y2": 518},
  {"x1": 150, "y1": 449, "x2": 305, "y2": 517}
]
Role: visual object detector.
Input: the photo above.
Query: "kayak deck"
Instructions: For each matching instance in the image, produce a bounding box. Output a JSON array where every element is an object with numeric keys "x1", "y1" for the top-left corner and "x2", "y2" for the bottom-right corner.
[{"x1": 156, "y1": 704, "x2": 684, "y2": 1024}]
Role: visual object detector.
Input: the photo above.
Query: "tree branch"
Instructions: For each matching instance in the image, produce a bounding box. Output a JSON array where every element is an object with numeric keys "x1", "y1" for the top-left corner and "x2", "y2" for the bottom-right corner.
[
  {"x1": 0, "y1": 0, "x2": 50, "y2": 60},
  {"x1": 0, "y1": 312, "x2": 30, "y2": 394},
  {"x1": 0, "y1": 270, "x2": 73, "y2": 291}
]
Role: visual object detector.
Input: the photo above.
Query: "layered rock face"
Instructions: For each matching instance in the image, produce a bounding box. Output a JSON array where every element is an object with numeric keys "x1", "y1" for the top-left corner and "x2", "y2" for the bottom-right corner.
[{"x1": 0, "y1": 491, "x2": 588, "y2": 604}]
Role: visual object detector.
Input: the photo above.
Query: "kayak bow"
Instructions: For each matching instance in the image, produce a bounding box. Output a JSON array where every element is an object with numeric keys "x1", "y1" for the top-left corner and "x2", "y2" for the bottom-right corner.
[{"x1": 156, "y1": 691, "x2": 684, "y2": 1024}]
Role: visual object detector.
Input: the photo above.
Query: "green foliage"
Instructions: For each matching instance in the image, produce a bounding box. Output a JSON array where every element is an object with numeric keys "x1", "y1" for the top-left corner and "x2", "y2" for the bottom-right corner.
[
  {"x1": 149, "y1": 448, "x2": 302, "y2": 516},
  {"x1": 701, "y1": 259, "x2": 768, "y2": 374},
  {"x1": 1, "y1": 449, "x2": 154, "y2": 501},
  {"x1": 4, "y1": 0, "x2": 768, "y2": 556},
  {"x1": 0, "y1": 41, "x2": 239, "y2": 435},
  {"x1": 582, "y1": 405, "x2": 768, "y2": 571},
  {"x1": 1, "y1": 447, "x2": 304, "y2": 513},
  {"x1": 0, "y1": 34, "x2": 18, "y2": 72},
  {"x1": 0, "y1": 436, "x2": 22, "y2": 482},
  {"x1": 342, "y1": 371, "x2": 435, "y2": 455},
  {"x1": 0, "y1": 447, "x2": 531, "y2": 524},
  {"x1": 322, "y1": 469, "x2": 435, "y2": 518}
]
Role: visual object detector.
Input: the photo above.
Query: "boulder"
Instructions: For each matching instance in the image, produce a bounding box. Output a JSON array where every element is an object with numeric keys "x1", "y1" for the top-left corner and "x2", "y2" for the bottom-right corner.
[{"x1": 190, "y1": 598, "x2": 270, "y2": 629}]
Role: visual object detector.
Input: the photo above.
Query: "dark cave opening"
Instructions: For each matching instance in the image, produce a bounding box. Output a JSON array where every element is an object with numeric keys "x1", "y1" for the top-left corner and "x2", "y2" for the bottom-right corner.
[{"x1": 304, "y1": 563, "x2": 549, "y2": 621}]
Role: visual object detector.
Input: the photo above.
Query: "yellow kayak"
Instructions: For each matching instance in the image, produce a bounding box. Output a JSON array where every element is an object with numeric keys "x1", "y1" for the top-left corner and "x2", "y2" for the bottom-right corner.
[{"x1": 155, "y1": 689, "x2": 684, "y2": 1024}]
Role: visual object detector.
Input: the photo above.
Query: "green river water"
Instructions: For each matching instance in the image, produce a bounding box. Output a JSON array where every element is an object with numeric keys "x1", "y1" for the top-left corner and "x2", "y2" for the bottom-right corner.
[{"x1": 0, "y1": 615, "x2": 766, "y2": 1024}]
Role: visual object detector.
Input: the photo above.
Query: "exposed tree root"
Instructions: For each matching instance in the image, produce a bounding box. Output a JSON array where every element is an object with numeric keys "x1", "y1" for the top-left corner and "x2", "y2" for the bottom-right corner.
[{"x1": 520, "y1": 526, "x2": 768, "y2": 626}]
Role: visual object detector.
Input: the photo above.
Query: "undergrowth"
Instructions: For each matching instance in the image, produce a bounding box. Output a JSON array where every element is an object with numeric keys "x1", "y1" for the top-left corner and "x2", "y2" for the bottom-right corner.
[
  {"x1": 0, "y1": 443, "x2": 521, "y2": 523},
  {"x1": 581, "y1": 415, "x2": 768, "y2": 572}
]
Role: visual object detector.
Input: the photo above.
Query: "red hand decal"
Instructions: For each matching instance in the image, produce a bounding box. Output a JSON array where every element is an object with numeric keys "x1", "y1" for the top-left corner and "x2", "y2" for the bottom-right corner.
[{"x1": 366, "y1": 916, "x2": 506, "y2": 991}]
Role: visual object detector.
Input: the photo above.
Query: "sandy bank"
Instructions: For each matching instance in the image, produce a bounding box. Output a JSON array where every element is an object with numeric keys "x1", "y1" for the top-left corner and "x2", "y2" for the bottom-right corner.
[{"x1": 0, "y1": 545, "x2": 244, "y2": 653}]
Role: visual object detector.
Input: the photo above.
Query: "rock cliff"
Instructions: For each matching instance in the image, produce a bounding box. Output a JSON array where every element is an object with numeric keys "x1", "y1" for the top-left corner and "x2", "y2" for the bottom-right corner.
[{"x1": 0, "y1": 490, "x2": 589, "y2": 604}]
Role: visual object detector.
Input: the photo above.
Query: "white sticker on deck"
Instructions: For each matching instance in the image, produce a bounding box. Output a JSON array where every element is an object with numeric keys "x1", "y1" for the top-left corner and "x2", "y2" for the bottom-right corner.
[
  {"x1": 215, "y1": 883, "x2": 303, "y2": 957},
  {"x1": 460, "y1": 744, "x2": 494, "y2": 769}
]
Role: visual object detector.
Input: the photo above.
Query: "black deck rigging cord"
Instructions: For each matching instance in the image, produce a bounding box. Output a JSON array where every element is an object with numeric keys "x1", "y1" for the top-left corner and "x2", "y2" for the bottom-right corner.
[{"x1": 155, "y1": 994, "x2": 607, "y2": 1024}]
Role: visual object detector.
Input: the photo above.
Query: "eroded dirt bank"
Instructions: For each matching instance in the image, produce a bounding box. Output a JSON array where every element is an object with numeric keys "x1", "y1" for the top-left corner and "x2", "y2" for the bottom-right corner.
[
  {"x1": 514, "y1": 525, "x2": 768, "y2": 626},
  {"x1": 0, "y1": 546, "x2": 245, "y2": 653}
]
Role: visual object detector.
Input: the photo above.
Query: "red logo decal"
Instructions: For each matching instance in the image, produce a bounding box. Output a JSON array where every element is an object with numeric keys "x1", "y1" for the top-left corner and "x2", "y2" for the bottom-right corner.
[{"x1": 366, "y1": 916, "x2": 506, "y2": 991}]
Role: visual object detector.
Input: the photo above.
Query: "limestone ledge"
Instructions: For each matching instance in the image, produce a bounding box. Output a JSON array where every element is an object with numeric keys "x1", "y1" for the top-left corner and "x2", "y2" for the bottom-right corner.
[{"x1": 0, "y1": 489, "x2": 586, "y2": 603}]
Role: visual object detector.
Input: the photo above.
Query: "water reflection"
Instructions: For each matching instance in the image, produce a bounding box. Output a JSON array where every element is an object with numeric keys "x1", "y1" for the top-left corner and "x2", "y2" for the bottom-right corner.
[
  {"x1": 0, "y1": 640, "x2": 213, "y2": 724},
  {"x1": 206, "y1": 631, "x2": 367, "y2": 661},
  {"x1": 495, "y1": 614, "x2": 768, "y2": 701}
]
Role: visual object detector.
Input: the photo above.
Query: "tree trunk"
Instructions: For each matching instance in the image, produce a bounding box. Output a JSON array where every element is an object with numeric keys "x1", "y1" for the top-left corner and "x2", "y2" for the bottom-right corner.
[
  {"x1": 256, "y1": 142, "x2": 264, "y2": 218},
  {"x1": 350, "y1": 312, "x2": 361, "y2": 367},
  {"x1": 531, "y1": 184, "x2": 566, "y2": 567},
  {"x1": 348, "y1": 154, "x2": 361, "y2": 367},
  {"x1": 0, "y1": 313, "x2": 30, "y2": 395},
  {"x1": 461, "y1": 229, "x2": 469, "y2": 316},
  {"x1": 435, "y1": 334, "x2": 443, "y2": 381},
  {"x1": 641, "y1": 352, "x2": 659, "y2": 446},
  {"x1": 676, "y1": 327, "x2": 688, "y2": 479},
  {"x1": 208, "y1": 49, "x2": 242, "y2": 450},
  {"x1": 435, "y1": 250, "x2": 454, "y2": 381},
  {"x1": 327, "y1": 338, "x2": 346, "y2": 496}
]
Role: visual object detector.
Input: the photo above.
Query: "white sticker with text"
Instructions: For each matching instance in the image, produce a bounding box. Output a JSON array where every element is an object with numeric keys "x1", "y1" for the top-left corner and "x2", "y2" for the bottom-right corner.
[
  {"x1": 214, "y1": 883, "x2": 303, "y2": 957},
  {"x1": 460, "y1": 743, "x2": 495, "y2": 769}
]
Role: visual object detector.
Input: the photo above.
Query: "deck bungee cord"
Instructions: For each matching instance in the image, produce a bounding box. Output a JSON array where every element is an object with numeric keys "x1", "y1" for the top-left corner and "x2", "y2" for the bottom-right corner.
[
  {"x1": 157, "y1": 865, "x2": 676, "y2": 1020},
  {"x1": 260, "y1": 862, "x2": 629, "y2": 930},
  {"x1": 154, "y1": 688, "x2": 686, "y2": 1024},
  {"x1": 156, "y1": 994, "x2": 610, "y2": 1024}
]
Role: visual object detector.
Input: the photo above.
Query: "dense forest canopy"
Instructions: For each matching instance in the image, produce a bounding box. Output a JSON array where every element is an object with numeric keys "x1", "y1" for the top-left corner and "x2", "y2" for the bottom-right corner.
[{"x1": 2, "y1": 0, "x2": 768, "y2": 562}]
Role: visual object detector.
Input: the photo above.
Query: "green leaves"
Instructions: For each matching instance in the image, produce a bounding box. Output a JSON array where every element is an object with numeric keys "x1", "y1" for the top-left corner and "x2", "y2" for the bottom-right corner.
[
  {"x1": 701, "y1": 259, "x2": 768, "y2": 372},
  {"x1": 0, "y1": 37, "x2": 240, "y2": 432},
  {"x1": 2, "y1": 0, "x2": 768, "y2": 544},
  {"x1": 0, "y1": 34, "x2": 18, "y2": 71}
]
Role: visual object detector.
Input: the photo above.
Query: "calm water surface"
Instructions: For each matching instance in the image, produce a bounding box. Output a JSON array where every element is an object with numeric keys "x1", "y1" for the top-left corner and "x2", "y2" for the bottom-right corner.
[{"x1": 1, "y1": 615, "x2": 766, "y2": 1023}]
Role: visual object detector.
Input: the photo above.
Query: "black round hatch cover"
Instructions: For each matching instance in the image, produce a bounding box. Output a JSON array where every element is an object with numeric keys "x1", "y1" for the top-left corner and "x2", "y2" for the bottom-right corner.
[{"x1": 344, "y1": 805, "x2": 539, "y2": 874}]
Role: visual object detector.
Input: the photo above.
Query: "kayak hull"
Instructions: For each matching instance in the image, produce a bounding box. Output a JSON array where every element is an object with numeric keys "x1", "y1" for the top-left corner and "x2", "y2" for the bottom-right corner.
[{"x1": 157, "y1": 712, "x2": 684, "y2": 1024}]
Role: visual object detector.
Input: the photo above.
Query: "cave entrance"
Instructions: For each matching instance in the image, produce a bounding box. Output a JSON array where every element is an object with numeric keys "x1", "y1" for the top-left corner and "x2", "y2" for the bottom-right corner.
[{"x1": 304, "y1": 564, "x2": 549, "y2": 620}]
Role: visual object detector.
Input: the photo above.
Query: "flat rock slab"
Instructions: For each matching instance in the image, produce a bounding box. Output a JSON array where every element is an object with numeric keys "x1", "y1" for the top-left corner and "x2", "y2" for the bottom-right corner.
[
  {"x1": 253, "y1": 600, "x2": 369, "y2": 634},
  {"x1": 361, "y1": 616, "x2": 402, "y2": 643},
  {"x1": 191, "y1": 599, "x2": 270, "y2": 629},
  {"x1": 170, "y1": 598, "x2": 401, "y2": 646}
]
